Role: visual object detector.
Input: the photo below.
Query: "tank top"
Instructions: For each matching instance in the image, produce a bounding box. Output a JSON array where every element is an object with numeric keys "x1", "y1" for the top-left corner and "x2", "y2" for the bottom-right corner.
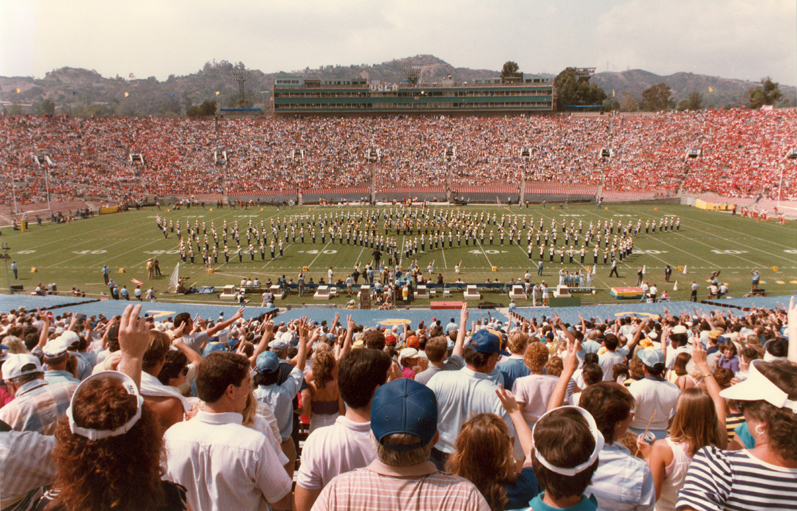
[{"x1": 656, "y1": 438, "x2": 692, "y2": 511}]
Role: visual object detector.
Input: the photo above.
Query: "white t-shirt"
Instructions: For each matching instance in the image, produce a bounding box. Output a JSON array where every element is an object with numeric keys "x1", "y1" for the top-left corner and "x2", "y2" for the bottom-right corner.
[
  {"x1": 628, "y1": 377, "x2": 680, "y2": 432},
  {"x1": 296, "y1": 416, "x2": 376, "y2": 490}
]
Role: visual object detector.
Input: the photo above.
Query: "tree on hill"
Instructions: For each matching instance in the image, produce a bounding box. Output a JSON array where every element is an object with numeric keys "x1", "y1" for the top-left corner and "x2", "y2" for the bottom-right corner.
[
  {"x1": 641, "y1": 83, "x2": 672, "y2": 111},
  {"x1": 747, "y1": 77, "x2": 782, "y2": 109},
  {"x1": 554, "y1": 67, "x2": 606, "y2": 111},
  {"x1": 677, "y1": 91, "x2": 703, "y2": 111},
  {"x1": 620, "y1": 92, "x2": 639, "y2": 112},
  {"x1": 186, "y1": 100, "x2": 217, "y2": 118},
  {"x1": 501, "y1": 61, "x2": 523, "y2": 83}
]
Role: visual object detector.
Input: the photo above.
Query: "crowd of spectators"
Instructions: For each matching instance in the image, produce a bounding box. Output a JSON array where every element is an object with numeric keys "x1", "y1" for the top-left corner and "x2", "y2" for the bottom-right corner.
[
  {"x1": 1, "y1": 108, "x2": 794, "y2": 208},
  {"x1": 1, "y1": 297, "x2": 795, "y2": 510}
]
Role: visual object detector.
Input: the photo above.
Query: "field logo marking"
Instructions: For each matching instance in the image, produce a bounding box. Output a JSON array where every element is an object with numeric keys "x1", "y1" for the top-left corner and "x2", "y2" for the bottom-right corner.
[
  {"x1": 17, "y1": 250, "x2": 36, "y2": 254},
  {"x1": 613, "y1": 312, "x2": 661, "y2": 319},
  {"x1": 378, "y1": 319, "x2": 412, "y2": 326},
  {"x1": 146, "y1": 310, "x2": 177, "y2": 319},
  {"x1": 710, "y1": 250, "x2": 748, "y2": 255},
  {"x1": 72, "y1": 250, "x2": 107, "y2": 255}
]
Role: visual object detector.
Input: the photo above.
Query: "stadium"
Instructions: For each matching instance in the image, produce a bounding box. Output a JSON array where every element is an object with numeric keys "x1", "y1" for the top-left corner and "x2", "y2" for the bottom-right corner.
[{"x1": 2, "y1": 42, "x2": 797, "y2": 511}]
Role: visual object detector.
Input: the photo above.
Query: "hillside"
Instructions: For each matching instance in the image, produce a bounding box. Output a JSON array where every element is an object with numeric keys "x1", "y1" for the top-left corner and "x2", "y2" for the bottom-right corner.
[
  {"x1": 0, "y1": 55, "x2": 792, "y2": 116},
  {"x1": 591, "y1": 69, "x2": 794, "y2": 108}
]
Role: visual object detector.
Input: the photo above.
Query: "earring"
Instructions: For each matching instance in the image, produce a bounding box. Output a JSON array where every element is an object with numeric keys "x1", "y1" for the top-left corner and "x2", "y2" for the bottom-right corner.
[{"x1": 755, "y1": 424, "x2": 766, "y2": 436}]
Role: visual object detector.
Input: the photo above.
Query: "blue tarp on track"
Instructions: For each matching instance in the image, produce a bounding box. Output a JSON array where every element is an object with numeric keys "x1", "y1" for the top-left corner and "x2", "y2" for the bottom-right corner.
[
  {"x1": 0, "y1": 295, "x2": 97, "y2": 312},
  {"x1": 509, "y1": 299, "x2": 773, "y2": 325},
  {"x1": 0, "y1": 295, "x2": 277, "y2": 321},
  {"x1": 704, "y1": 295, "x2": 795, "y2": 311}
]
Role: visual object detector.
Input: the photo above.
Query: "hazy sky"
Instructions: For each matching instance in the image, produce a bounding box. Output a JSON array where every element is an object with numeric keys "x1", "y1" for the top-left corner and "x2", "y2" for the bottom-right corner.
[{"x1": 1, "y1": 0, "x2": 795, "y2": 85}]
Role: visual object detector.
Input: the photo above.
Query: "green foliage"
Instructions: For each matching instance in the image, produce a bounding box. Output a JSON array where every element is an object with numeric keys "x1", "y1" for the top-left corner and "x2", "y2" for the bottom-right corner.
[
  {"x1": 747, "y1": 77, "x2": 782, "y2": 109},
  {"x1": 187, "y1": 100, "x2": 217, "y2": 118},
  {"x1": 500, "y1": 61, "x2": 523, "y2": 83},
  {"x1": 620, "y1": 92, "x2": 640, "y2": 112},
  {"x1": 641, "y1": 83, "x2": 672, "y2": 111},
  {"x1": 603, "y1": 98, "x2": 620, "y2": 112},
  {"x1": 36, "y1": 99, "x2": 56, "y2": 115},
  {"x1": 677, "y1": 91, "x2": 703, "y2": 111},
  {"x1": 554, "y1": 68, "x2": 607, "y2": 111}
]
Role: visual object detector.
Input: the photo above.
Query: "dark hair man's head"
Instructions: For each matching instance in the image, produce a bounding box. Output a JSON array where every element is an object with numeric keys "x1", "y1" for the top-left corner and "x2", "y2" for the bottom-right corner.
[{"x1": 338, "y1": 349, "x2": 392, "y2": 409}]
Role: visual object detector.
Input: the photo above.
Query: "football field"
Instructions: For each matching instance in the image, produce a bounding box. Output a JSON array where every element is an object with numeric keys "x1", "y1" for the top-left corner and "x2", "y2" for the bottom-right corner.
[{"x1": 4, "y1": 203, "x2": 796, "y2": 306}]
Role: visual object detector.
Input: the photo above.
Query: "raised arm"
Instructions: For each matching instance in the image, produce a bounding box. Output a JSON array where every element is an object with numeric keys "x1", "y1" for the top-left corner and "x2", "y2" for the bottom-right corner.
[
  {"x1": 250, "y1": 316, "x2": 274, "y2": 367},
  {"x1": 453, "y1": 302, "x2": 469, "y2": 359},
  {"x1": 547, "y1": 337, "x2": 580, "y2": 412},
  {"x1": 496, "y1": 385, "x2": 533, "y2": 464},
  {"x1": 116, "y1": 304, "x2": 152, "y2": 388},
  {"x1": 207, "y1": 307, "x2": 244, "y2": 337}
]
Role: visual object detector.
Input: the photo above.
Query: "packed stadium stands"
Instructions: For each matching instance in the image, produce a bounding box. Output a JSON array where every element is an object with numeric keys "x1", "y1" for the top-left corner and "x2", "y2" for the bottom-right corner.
[{"x1": 1, "y1": 108, "x2": 795, "y2": 210}]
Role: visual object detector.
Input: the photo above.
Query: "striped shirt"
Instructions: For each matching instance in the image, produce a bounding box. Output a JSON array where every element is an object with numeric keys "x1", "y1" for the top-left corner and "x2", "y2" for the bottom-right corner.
[
  {"x1": 0, "y1": 380, "x2": 77, "y2": 434},
  {"x1": 311, "y1": 460, "x2": 490, "y2": 511},
  {"x1": 676, "y1": 446, "x2": 797, "y2": 511},
  {"x1": 0, "y1": 430, "x2": 56, "y2": 509}
]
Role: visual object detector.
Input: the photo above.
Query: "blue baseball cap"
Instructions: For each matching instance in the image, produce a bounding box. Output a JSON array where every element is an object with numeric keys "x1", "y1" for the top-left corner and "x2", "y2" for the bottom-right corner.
[
  {"x1": 203, "y1": 342, "x2": 227, "y2": 357},
  {"x1": 371, "y1": 379, "x2": 438, "y2": 451},
  {"x1": 467, "y1": 329, "x2": 509, "y2": 356},
  {"x1": 256, "y1": 351, "x2": 280, "y2": 374}
]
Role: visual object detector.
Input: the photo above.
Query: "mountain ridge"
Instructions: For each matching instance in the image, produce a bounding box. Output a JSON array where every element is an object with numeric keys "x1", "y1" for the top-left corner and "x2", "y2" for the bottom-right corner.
[{"x1": 1, "y1": 55, "x2": 792, "y2": 115}]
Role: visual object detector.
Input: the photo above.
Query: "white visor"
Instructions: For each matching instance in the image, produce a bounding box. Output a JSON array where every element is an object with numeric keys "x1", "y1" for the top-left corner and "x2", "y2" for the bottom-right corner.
[
  {"x1": 720, "y1": 359, "x2": 797, "y2": 412},
  {"x1": 532, "y1": 405, "x2": 605, "y2": 476},
  {"x1": 67, "y1": 371, "x2": 144, "y2": 441}
]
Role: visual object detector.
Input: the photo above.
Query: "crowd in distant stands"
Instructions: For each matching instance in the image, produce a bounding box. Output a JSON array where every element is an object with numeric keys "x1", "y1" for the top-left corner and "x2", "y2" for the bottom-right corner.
[
  {"x1": 1, "y1": 299, "x2": 796, "y2": 511},
  {"x1": 1, "y1": 108, "x2": 795, "y2": 207}
]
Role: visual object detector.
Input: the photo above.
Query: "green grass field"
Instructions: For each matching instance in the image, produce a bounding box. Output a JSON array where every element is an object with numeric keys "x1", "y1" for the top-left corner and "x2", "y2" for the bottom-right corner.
[{"x1": 4, "y1": 203, "x2": 796, "y2": 306}]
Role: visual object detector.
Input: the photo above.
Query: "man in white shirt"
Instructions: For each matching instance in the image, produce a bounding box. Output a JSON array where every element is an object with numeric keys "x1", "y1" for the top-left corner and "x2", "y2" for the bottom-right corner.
[
  {"x1": 163, "y1": 352, "x2": 292, "y2": 511},
  {"x1": 597, "y1": 333, "x2": 627, "y2": 382},
  {"x1": 172, "y1": 308, "x2": 244, "y2": 354},
  {"x1": 426, "y1": 329, "x2": 523, "y2": 470},
  {"x1": 294, "y1": 349, "x2": 392, "y2": 511}
]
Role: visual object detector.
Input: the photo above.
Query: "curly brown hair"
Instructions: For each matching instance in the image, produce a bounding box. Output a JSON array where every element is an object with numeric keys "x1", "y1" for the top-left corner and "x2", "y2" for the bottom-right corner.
[
  {"x1": 52, "y1": 374, "x2": 166, "y2": 511},
  {"x1": 312, "y1": 349, "x2": 337, "y2": 388},
  {"x1": 524, "y1": 342, "x2": 550, "y2": 373}
]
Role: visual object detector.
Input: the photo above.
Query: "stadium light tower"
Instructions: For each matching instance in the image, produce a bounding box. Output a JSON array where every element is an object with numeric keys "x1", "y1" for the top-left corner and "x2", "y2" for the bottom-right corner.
[
  {"x1": 231, "y1": 69, "x2": 250, "y2": 107},
  {"x1": 366, "y1": 147, "x2": 381, "y2": 204},
  {"x1": 520, "y1": 146, "x2": 531, "y2": 205},
  {"x1": 404, "y1": 67, "x2": 421, "y2": 86}
]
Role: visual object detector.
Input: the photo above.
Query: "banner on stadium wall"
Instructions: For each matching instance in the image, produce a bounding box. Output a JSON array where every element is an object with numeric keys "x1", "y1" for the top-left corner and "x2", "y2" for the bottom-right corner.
[
  {"x1": 99, "y1": 206, "x2": 120, "y2": 215},
  {"x1": 695, "y1": 199, "x2": 710, "y2": 210}
]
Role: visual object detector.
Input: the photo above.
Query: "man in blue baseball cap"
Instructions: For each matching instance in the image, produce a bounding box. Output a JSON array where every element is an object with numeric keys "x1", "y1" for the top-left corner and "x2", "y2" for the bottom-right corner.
[
  {"x1": 425, "y1": 328, "x2": 523, "y2": 470},
  {"x1": 311, "y1": 378, "x2": 489, "y2": 511}
]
